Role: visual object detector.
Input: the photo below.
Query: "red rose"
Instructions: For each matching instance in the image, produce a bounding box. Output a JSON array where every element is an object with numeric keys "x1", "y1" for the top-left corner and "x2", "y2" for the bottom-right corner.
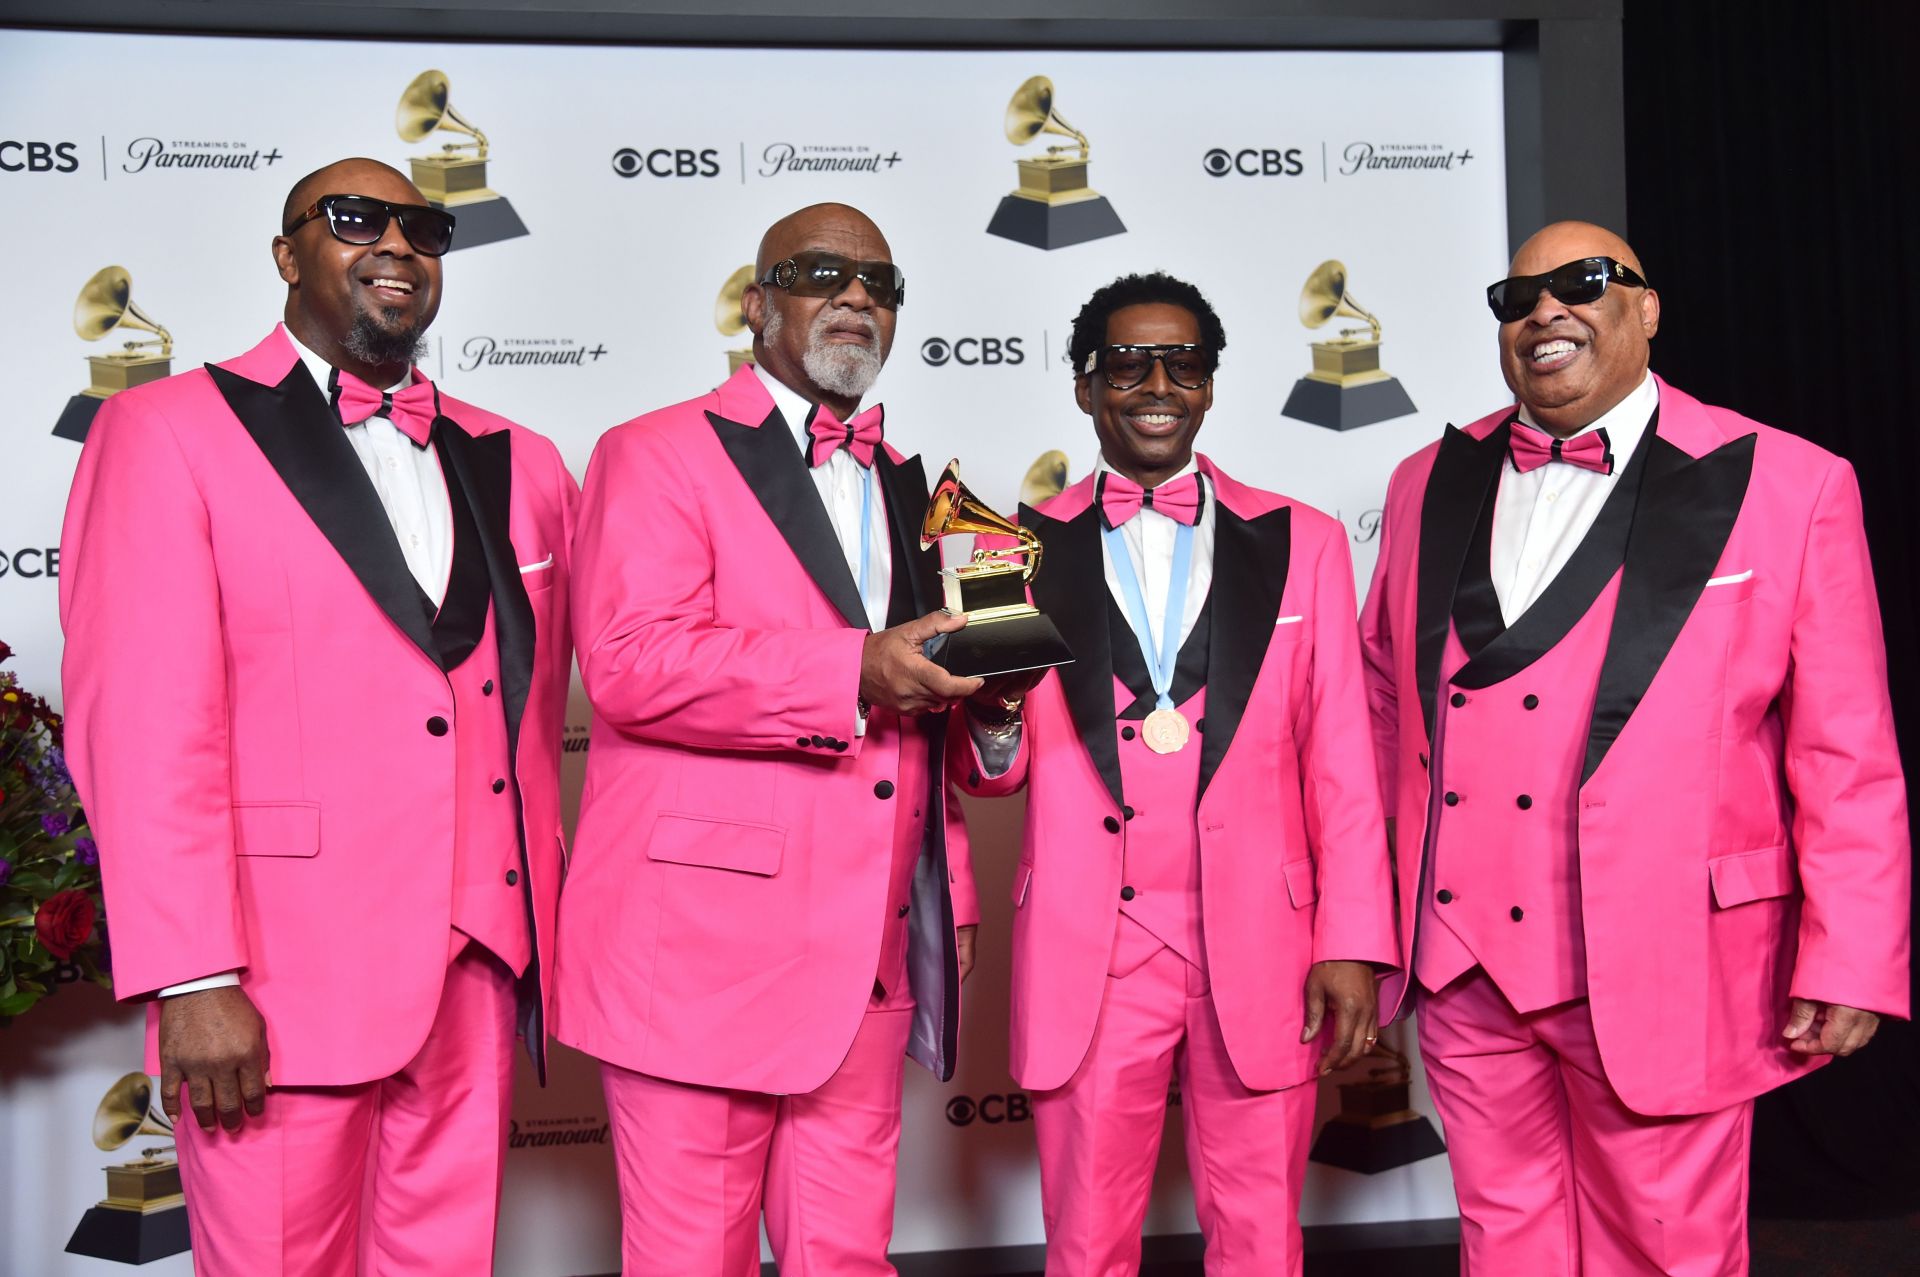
[{"x1": 35, "y1": 890, "x2": 97, "y2": 960}]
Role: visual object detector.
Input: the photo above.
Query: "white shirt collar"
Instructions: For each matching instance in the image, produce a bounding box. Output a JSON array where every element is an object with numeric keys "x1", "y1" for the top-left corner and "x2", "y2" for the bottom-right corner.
[
  {"x1": 1515, "y1": 369, "x2": 1658, "y2": 462},
  {"x1": 284, "y1": 323, "x2": 413, "y2": 400},
  {"x1": 1094, "y1": 452, "x2": 1202, "y2": 489},
  {"x1": 750, "y1": 361, "x2": 868, "y2": 456}
]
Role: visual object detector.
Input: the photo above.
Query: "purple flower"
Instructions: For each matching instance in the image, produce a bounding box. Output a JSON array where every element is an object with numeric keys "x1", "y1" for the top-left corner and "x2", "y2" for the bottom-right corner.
[
  {"x1": 75, "y1": 836, "x2": 99, "y2": 867},
  {"x1": 0, "y1": 858, "x2": 11, "y2": 885},
  {"x1": 41, "y1": 810, "x2": 70, "y2": 837}
]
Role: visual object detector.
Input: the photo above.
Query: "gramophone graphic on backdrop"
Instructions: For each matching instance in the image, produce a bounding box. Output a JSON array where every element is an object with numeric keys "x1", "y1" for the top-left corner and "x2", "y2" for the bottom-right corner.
[
  {"x1": 396, "y1": 69, "x2": 528, "y2": 249},
  {"x1": 986, "y1": 76, "x2": 1126, "y2": 250},
  {"x1": 1280, "y1": 259, "x2": 1418, "y2": 431},
  {"x1": 53, "y1": 266, "x2": 174, "y2": 443},
  {"x1": 64, "y1": 1072, "x2": 192, "y2": 1264},
  {"x1": 715, "y1": 264, "x2": 755, "y2": 375}
]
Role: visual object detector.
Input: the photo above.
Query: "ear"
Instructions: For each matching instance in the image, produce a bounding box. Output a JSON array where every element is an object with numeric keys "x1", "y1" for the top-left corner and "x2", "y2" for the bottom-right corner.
[
  {"x1": 1640, "y1": 288, "x2": 1660, "y2": 340},
  {"x1": 741, "y1": 282, "x2": 767, "y2": 336},
  {"x1": 1074, "y1": 374, "x2": 1093, "y2": 416},
  {"x1": 271, "y1": 236, "x2": 299, "y2": 286}
]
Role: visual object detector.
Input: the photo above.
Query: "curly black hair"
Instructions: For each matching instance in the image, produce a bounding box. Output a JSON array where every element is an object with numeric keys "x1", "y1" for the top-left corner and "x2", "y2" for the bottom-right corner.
[{"x1": 1066, "y1": 272, "x2": 1227, "y2": 377}]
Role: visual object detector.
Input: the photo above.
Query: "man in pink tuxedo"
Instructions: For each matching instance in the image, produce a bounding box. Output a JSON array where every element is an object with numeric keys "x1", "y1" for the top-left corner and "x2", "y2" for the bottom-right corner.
[
  {"x1": 59, "y1": 158, "x2": 577, "y2": 1276},
  {"x1": 555, "y1": 203, "x2": 982, "y2": 1275},
  {"x1": 958, "y1": 273, "x2": 1397, "y2": 1276},
  {"x1": 1360, "y1": 221, "x2": 1910, "y2": 1274}
]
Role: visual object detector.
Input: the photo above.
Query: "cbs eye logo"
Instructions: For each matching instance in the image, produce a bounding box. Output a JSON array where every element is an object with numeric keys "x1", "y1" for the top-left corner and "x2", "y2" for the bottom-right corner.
[
  {"x1": 0, "y1": 141, "x2": 80, "y2": 173},
  {"x1": 944, "y1": 1093, "x2": 1032, "y2": 1126},
  {"x1": 611, "y1": 147, "x2": 722, "y2": 179},
  {"x1": 1202, "y1": 147, "x2": 1306, "y2": 178},
  {"x1": 921, "y1": 336, "x2": 1026, "y2": 367}
]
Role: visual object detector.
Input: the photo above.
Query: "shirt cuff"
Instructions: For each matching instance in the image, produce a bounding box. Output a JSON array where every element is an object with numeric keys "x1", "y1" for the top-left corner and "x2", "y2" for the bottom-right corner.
[
  {"x1": 967, "y1": 710, "x2": 1022, "y2": 778},
  {"x1": 158, "y1": 971, "x2": 242, "y2": 997}
]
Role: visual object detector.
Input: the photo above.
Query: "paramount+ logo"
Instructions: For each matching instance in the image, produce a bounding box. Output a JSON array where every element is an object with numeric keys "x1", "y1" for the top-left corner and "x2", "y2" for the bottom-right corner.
[
  {"x1": 945, "y1": 1092, "x2": 1032, "y2": 1126},
  {"x1": 921, "y1": 336, "x2": 1026, "y2": 368},
  {"x1": 0, "y1": 141, "x2": 80, "y2": 173},
  {"x1": 1203, "y1": 147, "x2": 1306, "y2": 178},
  {"x1": 612, "y1": 147, "x2": 722, "y2": 179}
]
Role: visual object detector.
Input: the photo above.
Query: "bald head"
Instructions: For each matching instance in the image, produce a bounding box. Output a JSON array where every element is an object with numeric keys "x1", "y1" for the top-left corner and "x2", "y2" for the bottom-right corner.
[
  {"x1": 1510, "y1": 220, "x2": 1645, "y2": 280},
  {"x1": 753, "y1": 202, "x2": 890, "y2": 277},
  {"x1": 1496, "y1": 220, "x2": 1659, "y2": 435},
  {"x1": 281, "y1": 158, "x2": 421, "y2": 233}
]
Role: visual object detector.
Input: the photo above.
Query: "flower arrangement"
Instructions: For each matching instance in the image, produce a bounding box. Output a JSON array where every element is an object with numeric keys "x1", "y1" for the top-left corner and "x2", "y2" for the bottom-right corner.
[{"x1": 0, "y1": 639, "x2": 109, "y2": 1019}]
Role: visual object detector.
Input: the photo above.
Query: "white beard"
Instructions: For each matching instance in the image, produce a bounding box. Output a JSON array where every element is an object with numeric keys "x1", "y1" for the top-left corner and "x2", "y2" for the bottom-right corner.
[{"x1": 764, "y1": 306, "x2": 884, "y2": 400}]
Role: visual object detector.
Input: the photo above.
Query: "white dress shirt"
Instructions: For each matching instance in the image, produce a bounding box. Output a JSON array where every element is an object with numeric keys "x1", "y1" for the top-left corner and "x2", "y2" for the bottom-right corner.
[
  {"x1": 1491, "y1": 372, "x2": 1658, "y2": 624},
  {"x1": 972, "y1": 454, "x2": 1214, "y2": 772},
  {"x1": 751, "y1": 363, "x2": 893, "y2": 633},
  {"x1": 160, "y1": 333, "x2": 452, "y2": 999}
]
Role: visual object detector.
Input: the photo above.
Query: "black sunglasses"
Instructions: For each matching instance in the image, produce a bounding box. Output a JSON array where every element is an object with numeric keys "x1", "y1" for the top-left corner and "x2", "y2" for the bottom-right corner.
[
  {"x1": 1486, "y1": 256, "x2": 1648, "y2": 322},
  {"x1": 1086, "y1": 344, "x2": 1215, "y2": 391},
  {"x1": 283, "y1": 193, "x2": 457, "y2": 257},
  {"x1": 760, "y1": 250, "x2": 905, "y2": 310}
]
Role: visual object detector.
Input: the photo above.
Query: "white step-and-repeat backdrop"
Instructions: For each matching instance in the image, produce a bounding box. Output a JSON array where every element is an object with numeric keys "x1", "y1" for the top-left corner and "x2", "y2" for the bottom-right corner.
[{"x1": 0, "y1": 28, "x2": 1513, "y2": 1274}]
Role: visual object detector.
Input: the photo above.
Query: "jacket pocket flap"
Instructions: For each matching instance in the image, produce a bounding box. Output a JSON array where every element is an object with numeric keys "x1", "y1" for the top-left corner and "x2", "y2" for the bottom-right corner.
[
  {"x1": 233, "y1": 801, "x2": 320, "y2": 857},
  {"x1": 1283, "y1": 856, "x2": 1318, "y2": 908},
  {"x1": 647, "y1": 812, "x2": 784, "y2": 876},
  {"x1": 1709, "y1": 844, "x2": 1795, "y2": 908}
]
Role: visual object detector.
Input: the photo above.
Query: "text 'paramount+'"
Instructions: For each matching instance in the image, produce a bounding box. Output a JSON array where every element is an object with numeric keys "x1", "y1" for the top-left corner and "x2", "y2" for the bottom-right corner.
[{"x1": 458, "y1": 337, "x2": 609, "y2": 373}]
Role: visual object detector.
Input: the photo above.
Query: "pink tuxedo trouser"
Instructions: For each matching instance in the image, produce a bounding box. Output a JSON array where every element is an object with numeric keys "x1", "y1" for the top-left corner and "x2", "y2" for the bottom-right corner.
[
  {"x1": 1033, "y1": 918, "x2": 1318, "y2": 1277},
  {"x1": 173, "y1": 942, "x2": 518, "y2": 1276},
  {"x1": 599, "y1": 986, "x2": 914, "y2": 1277},
  {"x1": 1419, "y1": 968, "x2": 1753, "y2": 1276}
]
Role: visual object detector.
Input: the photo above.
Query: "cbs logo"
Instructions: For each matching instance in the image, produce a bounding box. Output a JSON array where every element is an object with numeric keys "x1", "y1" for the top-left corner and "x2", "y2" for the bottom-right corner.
[
  {"x1": 611, "y1": 147, "x2": 722, "y2": 179},
  {"x1": 945, "y1": 1093, "x2": 1032, "y2": 1126},
  {"x1": 1202, "y1": 147, "x2": 1305, "y2": 178},
  {"x1": 0, "y1": 141, "x2": 80, "y2": 173},
  {"x1": 921, "y1": 337, "x2": 1026, "y2": 367},
  {"x1": 0, "y1": 548, "x2": 59, "y2": 578}
]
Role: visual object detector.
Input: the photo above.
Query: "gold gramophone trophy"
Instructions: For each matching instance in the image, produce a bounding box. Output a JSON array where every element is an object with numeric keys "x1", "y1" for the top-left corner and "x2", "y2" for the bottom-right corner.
[
  {"x1": 1307, "y1": 1028, "x2": 1447, "y2": 1174},
  {"x1": 396, "y1": 69, "x2": 527, "y2": 248},
  {"x1": 919, "y1": 460, "x2": 1074, "y2": 678},
  {"x1": 715, "y1": 264, "x2": 755, "y2": 375},
  {"x1": 64, "y1": 1072, "x2": 191, "y2": 1262},
  {"x1": 985, "y1": 76, "x2": 1126, "y2": 251},
  {"x1": 1280, "y1": 259, "x2": 1418, "y2": 431},
  {"x1": 55, "y1": 265, "x2": 174, "y2": 443}
]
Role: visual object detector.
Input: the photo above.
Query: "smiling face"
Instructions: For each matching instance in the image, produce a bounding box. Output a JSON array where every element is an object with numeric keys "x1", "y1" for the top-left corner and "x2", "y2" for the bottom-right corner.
[
  {"x1": 1076, "y1": 302, "x2": 1213, "y2": 488},
  {"x1": 1498, "y1": 221, "x2": 1659, "y2": 436},
  {"x1": 272, "y1": 158, "x2": 442, "y2": 383},
  {"x1": 742, "y1": 203, "x2": 898, "y2": 418}
]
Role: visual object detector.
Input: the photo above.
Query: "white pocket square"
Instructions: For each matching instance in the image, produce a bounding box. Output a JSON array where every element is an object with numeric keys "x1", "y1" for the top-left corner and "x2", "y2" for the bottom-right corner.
[
  {"x1": 1705, "y1": 569, "x2": 1753, "y2": 587},
  {"x1": 1276, "y1": 615, "x2": 1304, "y2": 626},
  {"x1": 518, "y1": 555, "x2": 555, "y2": 574}
]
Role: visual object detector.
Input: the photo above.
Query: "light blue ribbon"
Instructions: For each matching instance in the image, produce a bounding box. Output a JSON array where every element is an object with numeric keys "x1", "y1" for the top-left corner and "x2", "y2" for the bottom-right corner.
[{"x1": 1102, "y1": 516, "x2": 1194, "y2": 711}]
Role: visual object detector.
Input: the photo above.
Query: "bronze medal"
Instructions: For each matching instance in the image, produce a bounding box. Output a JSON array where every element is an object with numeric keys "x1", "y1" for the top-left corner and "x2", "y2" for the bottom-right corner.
[{"x1": 1141, "y1": 707, "x2": 1190, "y2": 754}]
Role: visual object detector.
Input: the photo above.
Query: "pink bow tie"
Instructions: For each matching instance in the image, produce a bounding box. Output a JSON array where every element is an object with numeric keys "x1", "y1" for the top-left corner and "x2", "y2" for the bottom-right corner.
[
  {"x1": 1099, "y1": 472, "x2": 1202, "y2": 529},
  {"x1": 807, "y1": 403, "x2": 885, "y2": 468},
  {"x1": 332, "y1": 369, "x2": 437, "y2": 447},
  {"x1": 1508, "y1": 420, "x2": 1613, "y2": 475}
]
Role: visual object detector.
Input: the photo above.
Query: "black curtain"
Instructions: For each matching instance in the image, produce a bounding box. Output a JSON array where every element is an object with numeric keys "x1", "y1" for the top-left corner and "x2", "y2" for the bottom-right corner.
[{"x1": 1622, "y1": 0, "x2": 1920, "y2": 1219}]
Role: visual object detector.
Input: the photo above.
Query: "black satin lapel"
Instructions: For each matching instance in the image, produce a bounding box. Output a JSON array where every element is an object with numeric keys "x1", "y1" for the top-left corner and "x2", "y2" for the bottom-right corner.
[
  {"x1": 1453, "y1": 413, "x2": 1658, "y2": 689},
  {"x1": 1199, "y1": 505, "x2": 1290, "y2": 799},
  {"x1": 1450, "y1": 494, "x2": 1505, "y2": 658},
  {"x1": 1024, "y1": 502, "x2": 1122, "y2": 808},
  {"x1": 437, "y1": 425, "x2": 535, "y2": 758},
  {"x1": 207, "y1": 361, "x2": 435, "y2": 661},
  {"x1": 1415, "y1": 424, "x2": 1509, "y2": 740},
  {"x1": 709, "y1": 408, "x2": 867, "y2": 629},
  {"x1": 874, "y1": 451, "x2": 933, "y2": 626},
  {"x1": 1111, "y1": 590, "x2": 1212, "y2": 720},
  {"x1": 1583, "y1": 431, "x2": 1756, "y2": 782},
  {"x1": 429, "y1": 430, "x2": 492, "y2": 671}
]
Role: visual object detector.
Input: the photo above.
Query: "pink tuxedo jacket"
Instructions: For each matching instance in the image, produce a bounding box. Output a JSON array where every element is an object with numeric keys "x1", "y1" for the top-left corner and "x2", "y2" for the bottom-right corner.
[
  {"x1": 60, "y1": 326, "x2": 577, "y2": 1086},
  {"x1": 553, "y1": 364, "x2": 975, "y2": 1094},
  {"x1": 961, "y1": 458, "x2": 1398, "y2": 1092},
  {"x1": 1360, "y1": 376, "x2": 1910, "y2": 1115}
]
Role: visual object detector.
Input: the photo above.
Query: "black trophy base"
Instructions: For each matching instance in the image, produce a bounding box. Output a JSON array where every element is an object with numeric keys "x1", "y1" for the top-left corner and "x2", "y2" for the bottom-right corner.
[
  {"x1": 436, "y1": 196, "x2": 529, "y2": 250},
  {"x1": 1281, "y1": 376, "x2": 1418, "y2": 430},
  {"x1": 55, "y1": 393, "x2": 105, "y2": 443},
  {"x1": 986, "y1": 195, "x2": 1126, "y2": 250},
  {"x1": 925, "y1": 612, "x2": 1073, "y2": 679},
  {"x1": 1309, "y1": 1114, "x2": 1447, "y2": 1174},
  {"x1": 66, "y1": 1203, "x2": 191, "y2": 1264}
]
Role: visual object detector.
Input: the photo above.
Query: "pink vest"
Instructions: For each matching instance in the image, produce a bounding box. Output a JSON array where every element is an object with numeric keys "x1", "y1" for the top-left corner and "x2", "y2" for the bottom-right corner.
[
  {"x1": 446, "y1": 604, "x2": 532, "y2": 974},
  {"x1": 1415, "y1": 578, "x2": 1621, "y2": 1012},
  {"x1": 1114, "y1": 679, "x2": 1208, "y2": 969}
]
